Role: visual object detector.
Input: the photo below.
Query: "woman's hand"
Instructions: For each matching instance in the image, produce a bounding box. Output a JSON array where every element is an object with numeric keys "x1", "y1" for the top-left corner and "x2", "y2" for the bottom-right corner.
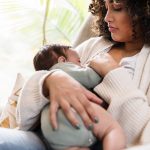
[
  {"x1": 43, "y1": 70, "x2": 103, "y2": 130},
  {"x1": 89, "y1": 53, "x2": 119, "y2": 77}
]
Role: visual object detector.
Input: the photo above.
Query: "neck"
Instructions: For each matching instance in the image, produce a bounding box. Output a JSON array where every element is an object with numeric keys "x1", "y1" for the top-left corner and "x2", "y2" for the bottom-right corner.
[
  {"x1": 123, "y1": 38, "x2": 144, "y2": 54},
  {"x1": 109, "y1": 38, "x2": 144, "y2": 63}
]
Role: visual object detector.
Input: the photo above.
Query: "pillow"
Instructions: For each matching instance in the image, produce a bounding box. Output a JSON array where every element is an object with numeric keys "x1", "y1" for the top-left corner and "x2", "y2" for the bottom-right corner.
[{"x1": 0, "y1": 73, "x2": 24, "y2": 128}]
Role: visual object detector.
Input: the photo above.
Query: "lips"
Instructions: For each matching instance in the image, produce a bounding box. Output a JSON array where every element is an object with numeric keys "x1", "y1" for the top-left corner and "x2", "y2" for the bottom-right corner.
[{"x1": 108, "y1": 26, "x2": 118, "y2": 33}]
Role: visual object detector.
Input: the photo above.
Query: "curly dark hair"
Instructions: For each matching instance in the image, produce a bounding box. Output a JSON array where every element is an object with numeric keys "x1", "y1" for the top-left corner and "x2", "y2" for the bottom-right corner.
[
  {"x1": 89, "y1": 0, "x2": 150, "y2": 44},
  {"x1": 33, "y1": 44, "x2": 71, "y2": 71}
]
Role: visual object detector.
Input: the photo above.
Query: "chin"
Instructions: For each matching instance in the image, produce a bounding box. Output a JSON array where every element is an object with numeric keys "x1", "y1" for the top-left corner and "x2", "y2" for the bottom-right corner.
[
  {"x1": 111, "y1": 36, "x2": 126, "y2": 43},
  {"x1": 111, "y1": 34, "x2": 133, "y2": 43}
]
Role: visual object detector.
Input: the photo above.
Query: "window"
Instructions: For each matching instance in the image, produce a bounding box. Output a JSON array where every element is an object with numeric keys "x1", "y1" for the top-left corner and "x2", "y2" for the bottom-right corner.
[{"x1": 0, "y1": 0, "x2": 90, "y2": 104}]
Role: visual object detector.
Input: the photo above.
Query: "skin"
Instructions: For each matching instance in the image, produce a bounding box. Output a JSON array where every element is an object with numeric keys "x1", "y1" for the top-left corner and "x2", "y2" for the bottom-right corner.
[
  {"x1": 104, "y1": 0, "x2": 144, "y2": 62},
  {"x1": 43, "y1": 0, "x2": 144, "y2": 149},
  {"x1": 58, "y1": 49, "x2": 81, "y2": 66},
  {"x1": 44, "y1": 70, "x2": 102, "y2": 129},
  {"x1": 90, "y1": 0, "x2": 144, "y2": 74},
  {"x1": 66, "y1": 49, "x2": 81, "y2": 66},
  {"x1": 44, "y1": 48, "x2": 103, "y2": 129},
  {"x1": 104, "y1": 0, "x2": 134, "y2": 42}
]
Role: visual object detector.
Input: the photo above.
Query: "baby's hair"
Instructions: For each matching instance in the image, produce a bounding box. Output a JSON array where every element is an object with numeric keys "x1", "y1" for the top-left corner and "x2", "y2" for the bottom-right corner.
[{"x1": 33, "y1": 44, "x2": 71, "y2": 71}]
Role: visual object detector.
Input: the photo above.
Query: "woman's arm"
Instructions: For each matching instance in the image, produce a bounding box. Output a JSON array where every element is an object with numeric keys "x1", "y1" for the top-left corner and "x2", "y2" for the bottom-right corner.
[
  {"x1": 16, "y1": 70, "x2": 54, "y2": 130},
  {"x1": 43, "y1": 70, "x2": 102, "y2": 130},
  {"x1": 16, "y1": 67, "x2": 102, "y2": 131},
  {"x1": 16, "y1": 37, "x2": 110, "y2": 131},
  {"x1": 89, "y1": 53, "x2": 150, "y2": 145},
  {"x1": 95, "y1": 67, "x2": 150, "y2": 145}
]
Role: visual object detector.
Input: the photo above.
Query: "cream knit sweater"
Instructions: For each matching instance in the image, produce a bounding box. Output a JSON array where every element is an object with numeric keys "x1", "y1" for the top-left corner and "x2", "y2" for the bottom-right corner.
[{"x1": 16, "y1": 37, "x2": 150, "y2": 147}]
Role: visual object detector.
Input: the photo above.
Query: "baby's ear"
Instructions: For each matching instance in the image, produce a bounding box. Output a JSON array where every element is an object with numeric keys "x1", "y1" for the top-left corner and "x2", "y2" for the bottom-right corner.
[{"x1": 58, "y1": 56, "x2": 67, "y2": 63}]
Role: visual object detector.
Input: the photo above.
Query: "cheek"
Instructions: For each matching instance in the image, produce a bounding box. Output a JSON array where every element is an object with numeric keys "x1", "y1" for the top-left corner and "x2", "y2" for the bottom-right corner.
[
  {"x1": 122, "y1": 24, "x2": 133, "y2": 39},
  {"x1": 112, "y1": 18, "x2": 133, "y2": 42},
  {"x1": 120, "y1": 16, "x2": 133, "y2": 37},
  {"x1": 67, "y1": 57, "x2": 77, "y2": 64},
  {"x1": 71, "y1": 58, "x2": 80, "y2": 66},
  {"x1": 112, "y1": 30, "x2": 133, "y2": 42}
]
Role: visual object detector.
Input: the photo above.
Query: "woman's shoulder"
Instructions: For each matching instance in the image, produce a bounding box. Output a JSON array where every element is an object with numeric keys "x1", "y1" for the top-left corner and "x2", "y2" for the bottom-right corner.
[
  {"x1": 76, "y1": 36, "x2": 113, "y2": 59},
  {"x1": 75, "y1": 36, "x2": 112, "y2": 51},
  {"x1": 78, "y1": 36, "x2": 111, "y2": 46}
]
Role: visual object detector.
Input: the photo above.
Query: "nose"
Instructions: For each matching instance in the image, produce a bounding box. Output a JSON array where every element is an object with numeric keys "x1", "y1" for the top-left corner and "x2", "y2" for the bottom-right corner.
[{"x1": 104, "y1": 9, "x2": 113, "y2": 23}]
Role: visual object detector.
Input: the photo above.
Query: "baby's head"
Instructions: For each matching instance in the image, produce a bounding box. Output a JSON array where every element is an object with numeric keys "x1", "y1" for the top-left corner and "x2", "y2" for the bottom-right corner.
[{"x1": 33, "y1": 44, "x2": 80, "y2": 71}]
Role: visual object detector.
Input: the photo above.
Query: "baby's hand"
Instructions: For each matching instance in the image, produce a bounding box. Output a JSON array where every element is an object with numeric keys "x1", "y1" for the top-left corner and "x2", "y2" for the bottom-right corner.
[{"x1": 89, "y1": 53, "x2": 119, "y2": 77}]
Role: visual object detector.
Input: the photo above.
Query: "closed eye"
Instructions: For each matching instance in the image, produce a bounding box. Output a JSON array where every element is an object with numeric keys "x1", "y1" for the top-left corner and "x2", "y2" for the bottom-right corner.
[{"x1": 113, "y1": 3, "x2": 123, "y2": 11}]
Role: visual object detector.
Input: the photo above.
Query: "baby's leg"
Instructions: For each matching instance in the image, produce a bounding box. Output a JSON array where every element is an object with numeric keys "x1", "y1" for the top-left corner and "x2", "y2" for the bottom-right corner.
[
  {"x1": 41, "y1": 105, "x2": 96, "y2": 150},
  {"x1": 91, "y1": 103, "x2": 126, "y2": 150}
]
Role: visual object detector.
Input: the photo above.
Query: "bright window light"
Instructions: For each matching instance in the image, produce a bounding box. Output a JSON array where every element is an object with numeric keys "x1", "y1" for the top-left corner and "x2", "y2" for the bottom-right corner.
[{"x1": 0, "y1": 0, "x2": 90, "y2": 107}]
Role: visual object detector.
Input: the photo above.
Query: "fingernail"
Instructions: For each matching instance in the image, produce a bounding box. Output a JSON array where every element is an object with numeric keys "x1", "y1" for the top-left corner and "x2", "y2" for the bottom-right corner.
[
  {"x1": 53, "y1": 127, "x2": 58, "y2": 131},
  {"x1": 75, "y1": 124, "x2": 81, "y2": 129},
  {"x1": 94, "y1": 116, "x2": 99, "y2": 123},
  {"x1": 88, "y1": 124, "x2": 93, "y2": 131}
]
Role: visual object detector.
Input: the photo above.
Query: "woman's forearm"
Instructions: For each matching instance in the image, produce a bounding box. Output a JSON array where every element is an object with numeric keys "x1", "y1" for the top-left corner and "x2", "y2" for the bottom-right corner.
[{"x1": 94, "y1": 68, "x2": 150, "y2": 145}]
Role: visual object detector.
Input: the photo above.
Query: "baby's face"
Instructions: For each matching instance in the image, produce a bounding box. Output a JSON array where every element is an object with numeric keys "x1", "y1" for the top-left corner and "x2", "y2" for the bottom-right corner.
[{"x1": 66, "y1": 49, "x2": 81, "y2": 66}]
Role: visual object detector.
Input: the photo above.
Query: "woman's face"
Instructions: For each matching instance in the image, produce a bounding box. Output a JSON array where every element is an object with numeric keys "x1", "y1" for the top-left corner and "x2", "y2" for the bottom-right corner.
[{"x1": 104, "y1": 0, "x2": 139, "y2": 42}]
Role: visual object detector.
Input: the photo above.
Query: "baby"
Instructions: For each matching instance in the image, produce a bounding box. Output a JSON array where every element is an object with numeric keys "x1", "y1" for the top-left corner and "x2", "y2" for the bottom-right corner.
[
  {"x1": 33, "y1": 44, "x2": 102, "y2": 90},
  {"x1": 33, "y1": 44, "x2": 126, "y2": 150}
]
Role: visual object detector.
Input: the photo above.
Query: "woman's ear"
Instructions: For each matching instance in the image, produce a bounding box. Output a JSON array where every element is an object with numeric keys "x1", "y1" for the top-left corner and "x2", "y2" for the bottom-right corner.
[{"x1": 58, "y1": 56, "x2": 67, "y2": 63}]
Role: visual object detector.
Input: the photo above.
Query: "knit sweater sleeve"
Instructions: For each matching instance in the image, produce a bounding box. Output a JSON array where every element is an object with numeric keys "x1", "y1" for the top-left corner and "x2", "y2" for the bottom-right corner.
[
  {"x1": 16, "y1": 70, "x2": 59, "y2": 131},
  {"x1": 94, "y1": 67, "x2": 150, "y2": 146}
]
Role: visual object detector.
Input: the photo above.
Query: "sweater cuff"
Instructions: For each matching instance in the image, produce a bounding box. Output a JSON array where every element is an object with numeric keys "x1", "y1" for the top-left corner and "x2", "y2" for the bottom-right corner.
[{"x1": 94, "y1": 67, "x2": 136, "y2": 104}]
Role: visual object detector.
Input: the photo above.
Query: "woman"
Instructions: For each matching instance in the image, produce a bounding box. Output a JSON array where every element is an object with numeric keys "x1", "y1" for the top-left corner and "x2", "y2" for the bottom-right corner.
[
  {"x1": 15, "y1": 0, "x2": 150, "y2": 149},
  {"x1": 31, "y1": 44, "x2": 126, "y2": 150}
]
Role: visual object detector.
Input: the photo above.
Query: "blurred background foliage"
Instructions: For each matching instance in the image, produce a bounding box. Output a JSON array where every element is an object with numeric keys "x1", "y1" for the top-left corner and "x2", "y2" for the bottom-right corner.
[{"x1": 0, "y1": 0, "x2": 90, "y2": 103}]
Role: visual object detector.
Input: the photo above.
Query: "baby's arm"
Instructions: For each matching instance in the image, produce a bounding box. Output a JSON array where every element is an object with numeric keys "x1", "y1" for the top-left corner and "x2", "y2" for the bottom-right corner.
[
  {"x1": 51, "y1": 62, "x2": 102, "y2": 89},
  {"x1": 91, "y1": 102, "x2": 126, "y2": 150}
]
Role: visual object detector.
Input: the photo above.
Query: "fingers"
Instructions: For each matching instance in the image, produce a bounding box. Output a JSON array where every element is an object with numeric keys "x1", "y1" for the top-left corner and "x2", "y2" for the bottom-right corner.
[
  {"x1": 50, "y1": 93, "x2": 97, "y2": 130},
  {"x1": 49, "y1": 101, "x2": 59, "y2": 130},
  {"x1": 60, "y1": 88, "x2": 101, "y2": 129},
  {"x1": 84, "y1": 89, "x2": 109, "y2": 108},
  {"x1": 77, "y1": 93, "x2": 99, "y2": 126},
  {"x1": 60, "y1": 100, "x2": 81, "y2": 129},
  {"x1": 84, "y1": 89, "x2": 103, "y2": 104},
  {"x1": 49, "y1": 82, "x2": 101, "y2": 130},
  {"x1": 79, "y1": 88, "x2": 102, "y2": 124},
  {"x1": 71, "y1": 96, "x2": 94, "y2": 129}
]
